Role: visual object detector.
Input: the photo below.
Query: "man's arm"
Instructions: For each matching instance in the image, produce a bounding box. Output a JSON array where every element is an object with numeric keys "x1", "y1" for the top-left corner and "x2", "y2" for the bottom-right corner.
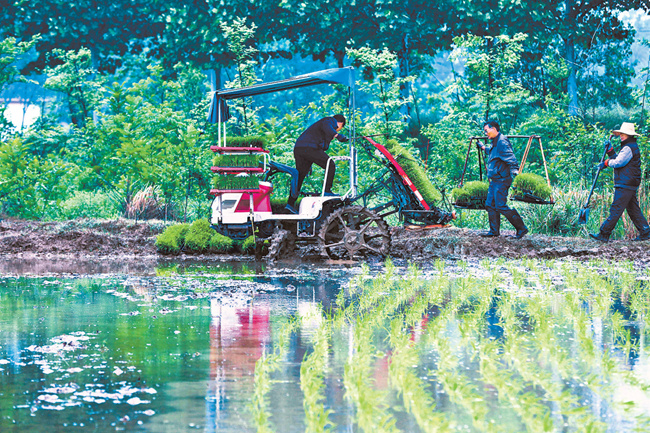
[{"x1": 496, "y1": 136, "x2": 519, "y2": 173}]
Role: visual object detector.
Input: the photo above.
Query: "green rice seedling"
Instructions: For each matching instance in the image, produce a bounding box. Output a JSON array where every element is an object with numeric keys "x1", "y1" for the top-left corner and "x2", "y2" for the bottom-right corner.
[
  {"x1": 208, "y1": 231, "x2": 234, "y2": 253},
  {"x1": 300, "y1": 319, "x2": 335, "y2": 433},
  {"x1": 252, "y1": 318, "x2": 299, "y2": 432},
  {"x1": 223, "y1": 136, "x2": 268, "y2": 148},
  {"x1": 383, "y1": 139, "x2": 442, "y2": 204},
  {"x1": 212, "y1": 154, "x2": 261, "y2": 168},
  {"x1": 184, "y1": 218, "x2": 213, "y2": 253},
  {"x1": 452, "y1": 181, "x2": 488, "y2": 205},
  {"x1": 212, "y1": 174, "x2": 260, "y2": 190},
  {"x1": 387, "y1": 319, "x2": 449, "y2": 433},
  {"x1": 344, "y1": 320, "x2": 399, "y2": 433},
  {"x1": 155, "y1": 223, "x2": 190, "y2": 254},
  {"x1": 511, "y1": 173, "x2": 553, "y2": 200}
]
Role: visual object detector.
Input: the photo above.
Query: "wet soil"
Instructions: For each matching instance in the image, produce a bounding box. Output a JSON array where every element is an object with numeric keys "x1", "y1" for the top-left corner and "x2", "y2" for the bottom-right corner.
[{"x1": 0, "y1": 218, "x2": 648, "y2": 265}]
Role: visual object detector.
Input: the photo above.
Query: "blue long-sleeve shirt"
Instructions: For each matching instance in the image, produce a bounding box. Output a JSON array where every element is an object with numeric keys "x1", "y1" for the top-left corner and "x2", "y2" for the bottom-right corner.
[{"x1": 484, "y1": 133, "x2": 519, "y2": 181}]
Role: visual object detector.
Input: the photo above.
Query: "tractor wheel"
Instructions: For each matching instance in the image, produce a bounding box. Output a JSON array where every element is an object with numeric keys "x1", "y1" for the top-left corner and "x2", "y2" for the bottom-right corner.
[
  {"x1": 267, "y1": 226, "x2": 289, "y2": 261},
  {"x1": 318, "y1": 205, "x2": 391, "y2": 260}
]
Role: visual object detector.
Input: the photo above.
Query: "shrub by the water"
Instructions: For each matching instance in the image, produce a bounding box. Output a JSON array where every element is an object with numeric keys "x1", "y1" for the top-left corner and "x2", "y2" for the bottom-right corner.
[
  {"x1": 512, "y1": 173, "x2": 552, "y2": 200},
  {"x1": 383, "y1": 139, "x2": 442, "y2": 204},
  {"x1": 452, "y1": 181, "x2": 489, "y2": 204},
  {"x1": 155, "y1": 223, "x2": 190, "y2": 254},
  {"x1": 185, "y1": 219, "x2": 213, "y2": 252}
]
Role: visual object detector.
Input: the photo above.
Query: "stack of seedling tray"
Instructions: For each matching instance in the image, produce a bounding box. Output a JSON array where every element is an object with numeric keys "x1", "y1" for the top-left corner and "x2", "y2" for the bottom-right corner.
[
  {"x1": 210, "y1": 136, "x2": 269, "y2": 195},
  {"x1": 452, "y1": 181, "x2": 488, "y2": 210},
  {"x1": 510, "y1": 173, "x2": 554, "y2": 205}
]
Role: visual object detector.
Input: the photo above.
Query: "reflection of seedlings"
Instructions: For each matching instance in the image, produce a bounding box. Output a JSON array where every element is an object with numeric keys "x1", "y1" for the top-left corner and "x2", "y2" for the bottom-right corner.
[
  {"x1": 300, "y1": 314, "x2": 335, "y2": 433},
  {"x1": 252, "y1": 319, "x2": 299, "y2": 433}
]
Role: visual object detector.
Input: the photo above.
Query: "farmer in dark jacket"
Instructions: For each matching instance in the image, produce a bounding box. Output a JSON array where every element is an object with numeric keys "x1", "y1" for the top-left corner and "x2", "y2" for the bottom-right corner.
[
  {"x1": 590, "y1": 122, "x2": 650, "y2": 242},
  {"x1": 285, "y1": 114, "x2": 348, "y2": 214},
  {"x1": 477, "y1": 120, "x2": 529, "y2": 239}
]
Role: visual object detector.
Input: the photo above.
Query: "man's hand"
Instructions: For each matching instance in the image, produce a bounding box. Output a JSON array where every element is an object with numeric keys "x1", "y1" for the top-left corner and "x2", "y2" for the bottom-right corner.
[
  {"x1": 336, "y1": 134, "x2": 349, "y2": 143},
  {"x1": 511, "y1": 170, "x2": 519, "y2": 180},
  {"x1": 476, "y1": 142, "x2": 485, "y2": 151},
  {"x1": 598, "y1": 160, "x2": 609, "y2": 170}
]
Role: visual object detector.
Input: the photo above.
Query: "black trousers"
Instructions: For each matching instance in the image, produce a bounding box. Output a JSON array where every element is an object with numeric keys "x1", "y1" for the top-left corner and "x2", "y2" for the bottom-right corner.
[
  {"x1": 600, "y1": 187, "x2": 650, "y2": 236},
  {"x1": 288, "y1": 147, "x2": 335, "y2": 206}
]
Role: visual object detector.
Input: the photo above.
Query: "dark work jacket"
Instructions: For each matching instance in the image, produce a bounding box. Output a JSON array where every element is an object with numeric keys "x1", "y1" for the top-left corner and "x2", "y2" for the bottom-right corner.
[
  {"x1": 295, "y1": 117, "x2": 338, "y2": 151},
  {"x1": 614, "y1": 138, "x2": 641, "y2": 190},
  {"x1": 484, "y1": 133, "x2": 519, "y2": 181}
]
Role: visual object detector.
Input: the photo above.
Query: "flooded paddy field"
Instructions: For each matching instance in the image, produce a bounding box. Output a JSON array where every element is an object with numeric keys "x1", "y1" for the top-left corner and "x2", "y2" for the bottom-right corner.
[{"x1": 1, "y1": 258, "x2": 650, "y2": 432}]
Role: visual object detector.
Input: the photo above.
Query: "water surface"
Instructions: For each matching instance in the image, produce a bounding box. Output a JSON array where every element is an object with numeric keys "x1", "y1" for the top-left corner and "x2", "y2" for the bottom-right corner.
[{"x1": 1, "y1": 258, "x2": 649, "y2": 432}]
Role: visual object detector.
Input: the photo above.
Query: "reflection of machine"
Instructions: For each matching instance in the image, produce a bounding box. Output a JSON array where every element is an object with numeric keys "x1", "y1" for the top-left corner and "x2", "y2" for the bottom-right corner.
[
  {"x1": 206, "y1": 67, "x2": 454, "y2": 260},
  {"x1": 205, "y1": 296, "x2": 270, "y2": 432}
]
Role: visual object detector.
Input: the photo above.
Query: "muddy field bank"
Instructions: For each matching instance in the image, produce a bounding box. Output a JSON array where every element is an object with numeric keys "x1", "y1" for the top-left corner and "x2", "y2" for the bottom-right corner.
[{"x1": 0, "y1": 219, "x2": 648, "y2": 263}]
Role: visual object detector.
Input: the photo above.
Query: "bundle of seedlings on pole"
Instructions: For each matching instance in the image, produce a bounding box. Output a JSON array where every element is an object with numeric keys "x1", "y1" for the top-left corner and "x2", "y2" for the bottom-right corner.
[
  {"x1": 384, "y1": 139, "x2": 442, "y2": 204},
  {"x1": 452, "y1": 181, "x2": 488, "y2": 209},
  {"x1": 212, "y1": 154, "x2": 261, "y2": 168},
  {"x1": 212, "y1": 174, "x2": 260, "y2": 191},
  {"x1": 511, "y1": 173, "x2": 553, "y2": 204}
]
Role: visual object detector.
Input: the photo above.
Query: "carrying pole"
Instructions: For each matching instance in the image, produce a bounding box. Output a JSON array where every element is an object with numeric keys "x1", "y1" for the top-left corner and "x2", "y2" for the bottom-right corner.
[{"x1": 459, "y1": 137, "x2": 474, "y2": 187}]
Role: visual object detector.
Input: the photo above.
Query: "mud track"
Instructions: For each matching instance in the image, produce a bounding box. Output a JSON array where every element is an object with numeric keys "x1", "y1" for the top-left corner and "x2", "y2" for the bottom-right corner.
[{"x1": 0, "y1": 219, "x2": 648, "y2": 264}]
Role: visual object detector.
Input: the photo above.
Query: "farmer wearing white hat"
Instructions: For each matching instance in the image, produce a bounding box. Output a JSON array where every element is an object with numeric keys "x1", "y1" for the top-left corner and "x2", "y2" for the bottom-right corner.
[{"x1": 590, "y1": 122, "x2": 650, "y2": 242}]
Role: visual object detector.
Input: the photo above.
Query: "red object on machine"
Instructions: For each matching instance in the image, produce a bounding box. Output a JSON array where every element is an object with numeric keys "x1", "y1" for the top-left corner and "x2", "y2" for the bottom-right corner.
[{"x1": 362, "y1": 137, "x2": 431, "y2": 211}]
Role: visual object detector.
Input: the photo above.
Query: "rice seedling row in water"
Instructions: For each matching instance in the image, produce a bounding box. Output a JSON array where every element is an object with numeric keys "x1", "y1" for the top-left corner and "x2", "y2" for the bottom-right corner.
[
  {"x1": 247, "y1": 259, "x2": 650, "y2": 432},
  {"x1": 300, "y1": 314, "x2": 336, "y2": 433},
  {"x1": 252, "y1": 318, "x2": 300, "y2": 433}
]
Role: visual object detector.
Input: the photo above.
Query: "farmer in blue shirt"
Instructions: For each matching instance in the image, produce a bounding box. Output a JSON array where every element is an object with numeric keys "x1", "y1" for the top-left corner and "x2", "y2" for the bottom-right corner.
[
  {"x1": 477, "y1": 120, "x2": 529, "y2": 239},
  {"x1": 285, "y1": 114, "x2": 348, "y2": 214},
  {"x1": 590, "y1": 122, "x2": 650, "y2": 242}
]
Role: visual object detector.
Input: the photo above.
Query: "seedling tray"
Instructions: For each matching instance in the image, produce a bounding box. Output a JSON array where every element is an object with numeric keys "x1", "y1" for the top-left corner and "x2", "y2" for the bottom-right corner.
[
  {"x1": 211, "y1": 167, "x2": 265, "y2": 174},
  {"x1": 511, "y1": 191, "x2": 554, "y2": 205}
]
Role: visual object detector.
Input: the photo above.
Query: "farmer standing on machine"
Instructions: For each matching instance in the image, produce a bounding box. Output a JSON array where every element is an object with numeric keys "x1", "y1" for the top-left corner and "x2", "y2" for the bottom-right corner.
[
  {"x1": 285, "y1": 114, "x2": 349, "y2": 214},
  {"x1": 477, "y1": 120, "x2": 529, "y2": 239},
  {"x1": 590, "y1": 122, "x2": 650, "y2": 242}
]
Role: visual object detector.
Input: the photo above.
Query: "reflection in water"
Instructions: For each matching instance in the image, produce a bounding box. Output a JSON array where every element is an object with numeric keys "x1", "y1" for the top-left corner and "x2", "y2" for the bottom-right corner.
[
  {"x1": 1, "y1": 260, "x2": 650, "y2": 432},
  {"x1": 206, "y1": 296, "x2": 270, "y2": 431}
]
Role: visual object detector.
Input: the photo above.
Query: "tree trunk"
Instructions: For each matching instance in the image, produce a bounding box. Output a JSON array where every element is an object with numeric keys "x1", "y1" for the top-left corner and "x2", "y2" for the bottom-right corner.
[
  {"x1": 485, "y1": 37, "x2": 493, "y2": 121},
  {"x1": 565, "y1": 0, "x2": 579, "y2": 116},
  {"x1": 398, "y1": 33, "x2": 411, "y2": 121}
]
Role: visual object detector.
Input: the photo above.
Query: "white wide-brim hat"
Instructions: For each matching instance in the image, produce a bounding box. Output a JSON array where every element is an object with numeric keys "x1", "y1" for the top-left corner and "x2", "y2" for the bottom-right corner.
[{"x1": 612, "y1": 122, "x2": 640, "y2": 137}]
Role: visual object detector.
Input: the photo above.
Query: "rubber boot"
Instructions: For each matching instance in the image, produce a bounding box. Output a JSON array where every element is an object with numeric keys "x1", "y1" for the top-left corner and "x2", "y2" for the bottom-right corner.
[
  {"x1": 480, "y1": 210, "x2": 500, "y2": 237},
  {"x1": 503, "y1": 210, "x2": 528, "y2": 239},
  {"x1": 589, "y1": 232, "x2": 609, "y2": 243},
  {"x1": 634, "y1": 226, "x2": 650, "y2": 241}
]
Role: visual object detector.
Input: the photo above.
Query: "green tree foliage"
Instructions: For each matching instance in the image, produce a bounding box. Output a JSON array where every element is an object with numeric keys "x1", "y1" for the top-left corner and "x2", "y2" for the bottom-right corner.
[
  {"x1": 43, "y1": 47, "x2": 104, "y2": 126},
  {"x1": 11, "y1": 0, "x2": 166, "y2": 73},
  {"x1": 0, "y1": 35, "x2": 40, "y2": 134},
  {"x1": 449, "y1": 33, "x2": 537, "y2": 126},
  {"x1": 0, "y1": 138, "x2": 69, "y2": 218},
  {"x1": 221, "y1": 17, "x2": 260, "y2": 135},
  {"x1": 348, "y1": 47, "x2": 413, "y2": 137}
]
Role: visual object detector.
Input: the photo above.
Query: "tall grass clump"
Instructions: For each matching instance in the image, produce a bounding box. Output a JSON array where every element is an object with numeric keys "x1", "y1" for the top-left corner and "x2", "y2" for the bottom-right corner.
[
  {"x1": 383, "y1": 139, "x2": 442, "y2": 204},
  {"x1": 155, "y1": 223, "x2": 190, "y2": 254}
]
